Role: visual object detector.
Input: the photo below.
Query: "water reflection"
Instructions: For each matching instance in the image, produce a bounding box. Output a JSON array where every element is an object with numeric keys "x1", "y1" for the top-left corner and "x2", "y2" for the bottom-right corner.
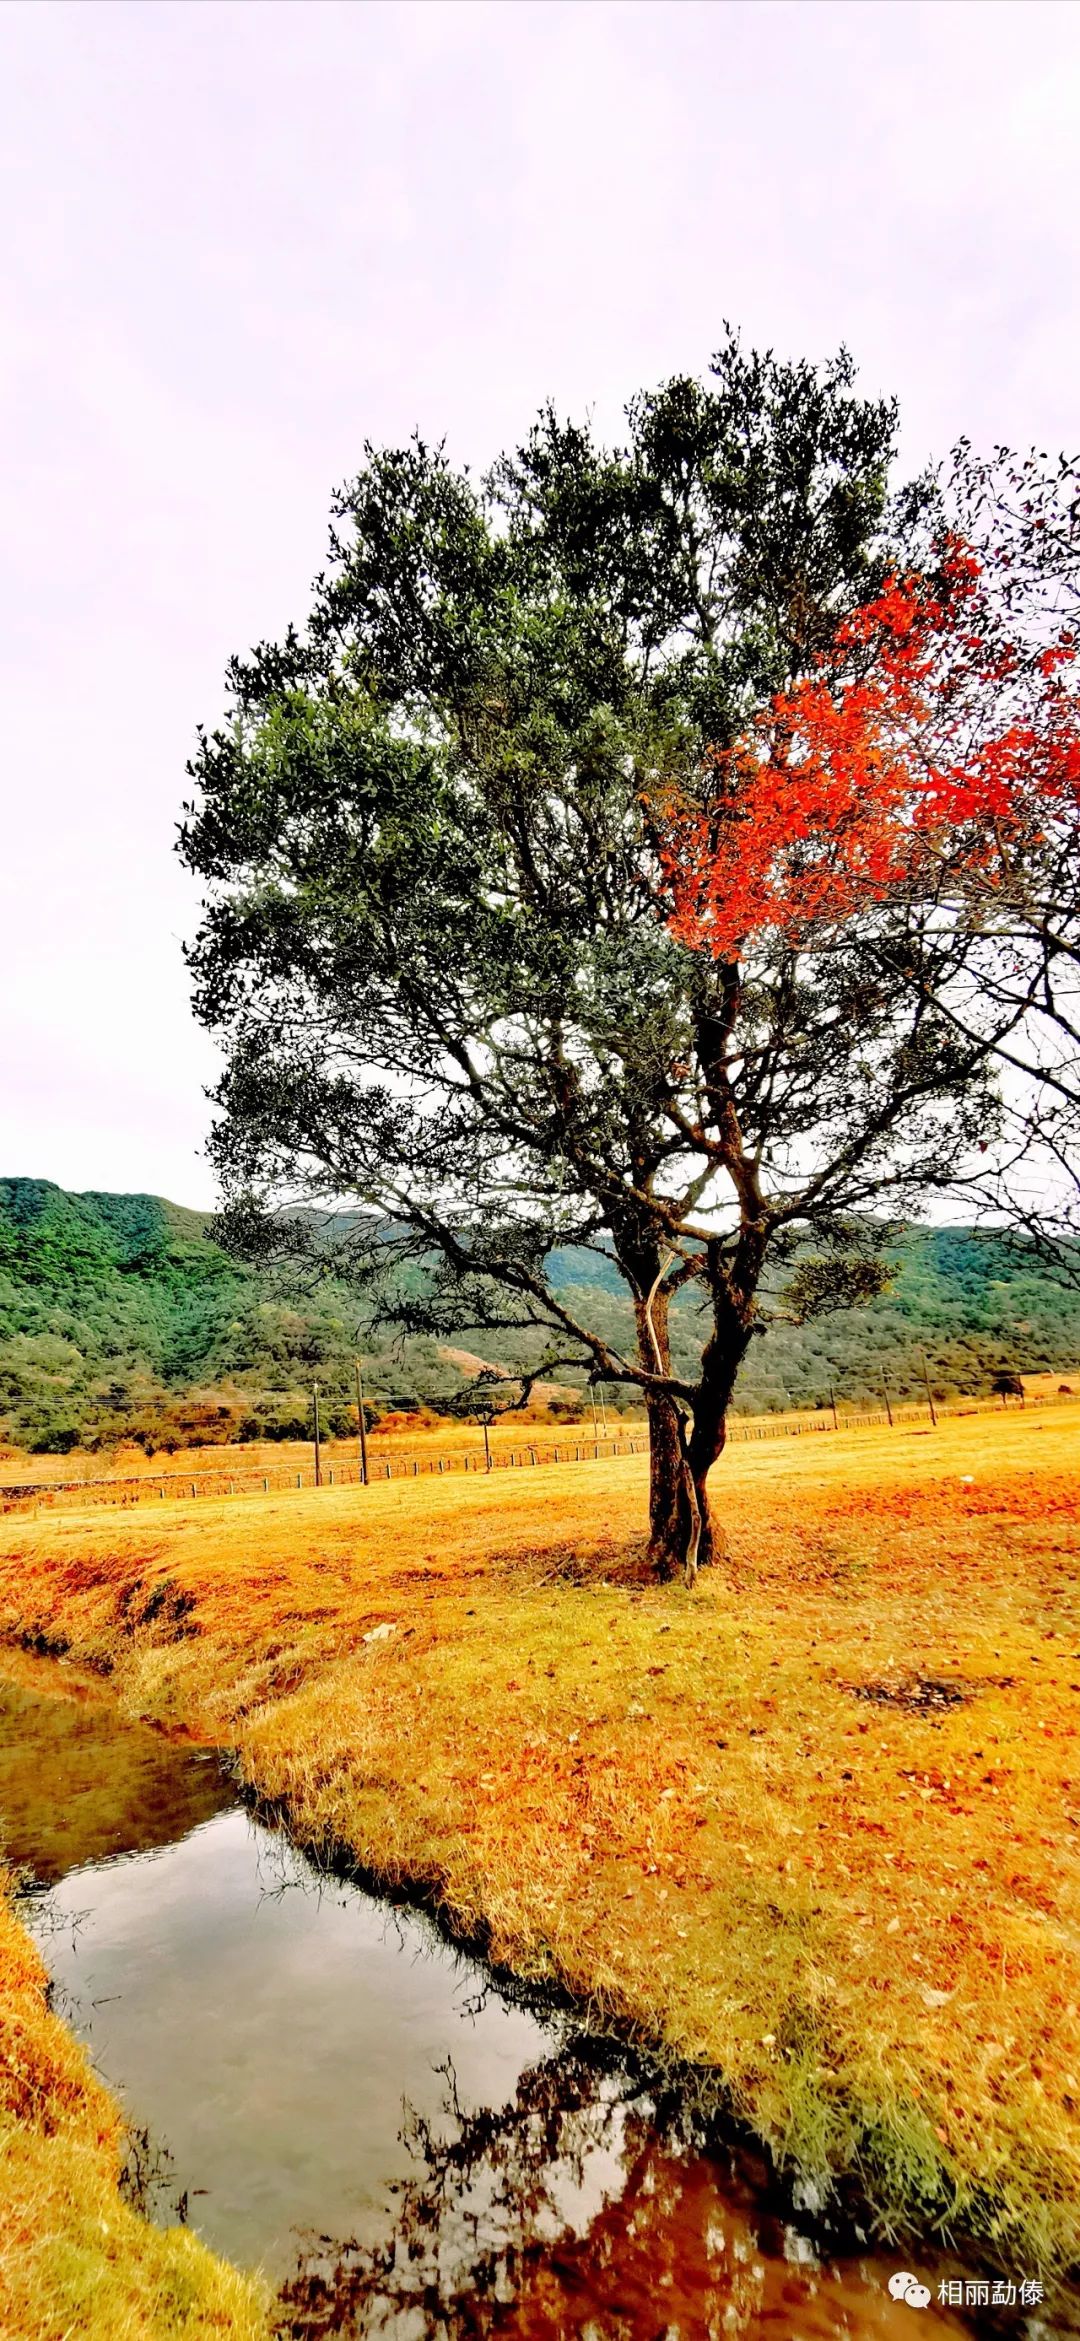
[
  {"x1": 279, "y1": 2042, "x2": 967, "y2": 2340},
  {"x1": 0, "y1": 1648, "x2": 229, "y2": 1880},
  {"x1": 22, "y1": 1802, "x2": 554, "y2": 2271}
]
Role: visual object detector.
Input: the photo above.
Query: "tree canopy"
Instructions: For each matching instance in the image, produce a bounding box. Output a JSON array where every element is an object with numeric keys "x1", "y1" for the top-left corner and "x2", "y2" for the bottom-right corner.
[{"x1": 180, "y1": 333, "x2": 1074, "y2": 1577}]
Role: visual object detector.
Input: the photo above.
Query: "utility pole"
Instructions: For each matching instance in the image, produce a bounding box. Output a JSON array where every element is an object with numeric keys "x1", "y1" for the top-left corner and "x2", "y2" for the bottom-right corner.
[
  {"x1": 483, "y1": 1418, "x2": 492, "y2": 1472},
  {"x1": 590, "y1": 1384, "x2": 599, "y2": 1437},
  {"x1": 920, "y1": 1350, "x2": 938, "y2": 1428},
  {"x1": 355, "y1": 1358, "x2": 369, "y2": 1485},
  {"x1": 829, "y1": 1383, "x2": 838, "y2": 1431},
  {"x1": 882, "y1": 1371, "x2": 893, "y2": 1429},
  {"x1": 313, "y1": 1382, "x2": 322, "y2": 1486},
  {"x1": 599, "y1": 1384, "x2": 608, "y2": 1435}
]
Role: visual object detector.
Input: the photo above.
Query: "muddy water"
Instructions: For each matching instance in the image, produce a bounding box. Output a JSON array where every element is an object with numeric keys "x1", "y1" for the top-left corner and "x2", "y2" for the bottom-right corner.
[{"x1": 0, "y1": 1651, "x2": 1055, "y2": 2338}]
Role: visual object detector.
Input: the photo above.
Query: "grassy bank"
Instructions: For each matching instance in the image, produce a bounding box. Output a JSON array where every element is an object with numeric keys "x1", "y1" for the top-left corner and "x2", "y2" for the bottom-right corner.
[
  {"x1": 1, "y1": 1411, "x2": 1079, "y2": 2293},
  {"x1": 0, "y1": 1875, "x2": 269, "y2": 2339}
]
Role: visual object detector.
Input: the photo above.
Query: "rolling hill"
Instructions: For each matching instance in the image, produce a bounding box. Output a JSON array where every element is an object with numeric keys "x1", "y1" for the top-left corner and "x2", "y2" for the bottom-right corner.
[{"x1": 2, "y1": 1177, "x2": 1079, "y2": 1454}]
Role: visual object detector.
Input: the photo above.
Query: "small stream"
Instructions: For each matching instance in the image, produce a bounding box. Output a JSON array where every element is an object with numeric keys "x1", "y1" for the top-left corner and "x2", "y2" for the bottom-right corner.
[{"x1": 0, "y1": 1649, "x2": 1064, "y2": 2337}]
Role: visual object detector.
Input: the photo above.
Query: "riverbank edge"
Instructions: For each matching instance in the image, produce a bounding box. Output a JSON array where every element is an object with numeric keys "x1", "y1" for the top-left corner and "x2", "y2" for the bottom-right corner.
[{"x1": 235, "y1": 1771, "x2": 1023, "y2": 2277}]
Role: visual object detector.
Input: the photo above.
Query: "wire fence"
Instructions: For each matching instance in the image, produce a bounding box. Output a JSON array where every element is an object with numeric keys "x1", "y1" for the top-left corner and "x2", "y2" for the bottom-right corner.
[{"x1": 3, "y1": 1384, "x2": 1078, "y2": 1516}]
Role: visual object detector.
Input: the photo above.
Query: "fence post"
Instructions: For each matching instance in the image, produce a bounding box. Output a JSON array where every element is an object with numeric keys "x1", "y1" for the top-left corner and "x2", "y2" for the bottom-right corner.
[{"x1": 355, "y1": 1358, "x2": 370, "y2": 1485}]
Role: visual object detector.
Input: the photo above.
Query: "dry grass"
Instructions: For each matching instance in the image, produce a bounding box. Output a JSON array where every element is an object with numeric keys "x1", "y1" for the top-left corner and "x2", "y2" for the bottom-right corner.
[
  {"x1": 1, "y1": 1410, "x2": 1079, "y2": 2284},
  {"x1": 0, "y1": 1874, "x2": 270, "y2": 2339}
]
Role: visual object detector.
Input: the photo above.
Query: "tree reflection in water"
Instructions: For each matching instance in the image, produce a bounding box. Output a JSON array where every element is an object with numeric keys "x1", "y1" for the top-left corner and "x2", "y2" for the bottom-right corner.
[{"x1": 275, "y1": 2038, "x2": 911, "y2": 2341}]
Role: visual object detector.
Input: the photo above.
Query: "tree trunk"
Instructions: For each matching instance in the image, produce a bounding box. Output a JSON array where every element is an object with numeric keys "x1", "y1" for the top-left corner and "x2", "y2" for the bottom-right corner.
[
  {"x1": 637, "y1": 1299, "x2": 747, "y2": 1583},
  {"x1": 642, "y1": 1390, "x2": 721, "y2": 1583},
  {"x1": 624, "y1": 1246, "x2": 743, "y2": 1584},
  {"x1": 620, "y1": 1204, "x2": 764, "y2": 1583}
]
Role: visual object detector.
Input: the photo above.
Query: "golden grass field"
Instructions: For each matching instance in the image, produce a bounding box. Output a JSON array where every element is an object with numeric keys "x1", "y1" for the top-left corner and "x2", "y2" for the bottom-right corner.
[{"x1": 1, "y1": 1405, "x2": 1079, "y2": 2332}]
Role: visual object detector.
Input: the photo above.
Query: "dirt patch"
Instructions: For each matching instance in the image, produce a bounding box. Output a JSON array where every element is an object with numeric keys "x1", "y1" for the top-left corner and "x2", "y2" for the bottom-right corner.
[
  {"x1": 493, "y1": 1537, "x2": 653, "y2": 1589},
  {"x1": 846, "y1": 1674, "x2": 972, "y2": 1714}
]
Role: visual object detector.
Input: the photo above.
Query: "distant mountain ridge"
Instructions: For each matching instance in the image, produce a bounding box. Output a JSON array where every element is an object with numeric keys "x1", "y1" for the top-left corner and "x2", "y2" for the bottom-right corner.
[{"x1": 2, "y1": 1176, "x2": 1079, "y2": 1454}]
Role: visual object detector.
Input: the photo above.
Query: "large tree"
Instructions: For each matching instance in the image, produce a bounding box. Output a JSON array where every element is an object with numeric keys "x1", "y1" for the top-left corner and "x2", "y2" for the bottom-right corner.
[{"x1": 181, "y1": 335, "x2": 1031, "y2": 1580}]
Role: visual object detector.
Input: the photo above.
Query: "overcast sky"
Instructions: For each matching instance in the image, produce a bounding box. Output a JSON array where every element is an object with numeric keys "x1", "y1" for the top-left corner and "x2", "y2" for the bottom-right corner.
[{"x1": 2, "y1": 0, "x2": 1078, "y2": 1209}]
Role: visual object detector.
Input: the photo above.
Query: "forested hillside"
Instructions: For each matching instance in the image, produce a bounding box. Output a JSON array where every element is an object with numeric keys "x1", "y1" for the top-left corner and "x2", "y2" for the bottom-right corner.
[
  {"x1": 0, "y1": 1179, "x2": 458, "y2": 1452},
  {"x1": 2, "y1": 1178, "x2": 1079, "y2": 1453}
]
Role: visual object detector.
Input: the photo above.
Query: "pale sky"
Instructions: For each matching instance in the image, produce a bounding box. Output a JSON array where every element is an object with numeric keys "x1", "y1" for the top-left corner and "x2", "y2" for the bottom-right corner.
[{"x1": 2, "y1": 0, "x2": 1078, "y2": 1209}]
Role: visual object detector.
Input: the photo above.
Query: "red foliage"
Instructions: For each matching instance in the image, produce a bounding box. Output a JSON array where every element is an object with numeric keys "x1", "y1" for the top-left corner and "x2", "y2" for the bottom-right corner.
[{"x1": 658, "y1": 535, "x2": 1080, "y2": 962}]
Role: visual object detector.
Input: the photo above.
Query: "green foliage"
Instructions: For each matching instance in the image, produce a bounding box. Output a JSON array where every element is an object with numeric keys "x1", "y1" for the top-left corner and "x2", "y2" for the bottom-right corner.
[
  {"x1": 0, "y1": 1181, "x2": 1077, "y2": 1451},
  {"x1": 778, "y1": 1253, "x2": 893, "y2": 1325},
  {"x1": 722, "y1": 1227, "x2": 1080, "y2": 1410}
]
